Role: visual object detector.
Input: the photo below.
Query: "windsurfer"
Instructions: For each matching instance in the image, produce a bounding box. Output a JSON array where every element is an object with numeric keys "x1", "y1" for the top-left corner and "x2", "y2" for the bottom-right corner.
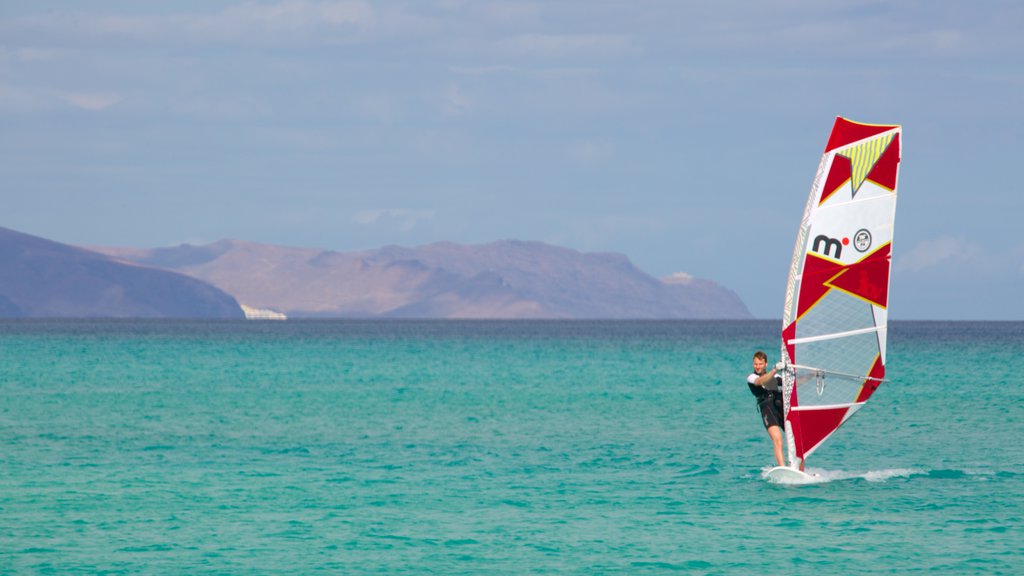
[{"x1": 747, "y1": 351, "x2": 787, "y2": 467}]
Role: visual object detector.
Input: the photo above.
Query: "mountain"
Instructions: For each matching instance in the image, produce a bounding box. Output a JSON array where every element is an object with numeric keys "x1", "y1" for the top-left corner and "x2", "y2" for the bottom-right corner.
[
  {"x1": 0, "y1": 227, "x2": 243, "y2": 318},
  {"x1": 93, "y1": 239, "x2": 752, "y2": 319}
]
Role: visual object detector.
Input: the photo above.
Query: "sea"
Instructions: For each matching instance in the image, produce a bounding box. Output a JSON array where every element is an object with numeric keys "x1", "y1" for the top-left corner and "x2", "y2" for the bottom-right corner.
[{"x1": 0, "y1": 319, "x2": 1020, "y2": 575}]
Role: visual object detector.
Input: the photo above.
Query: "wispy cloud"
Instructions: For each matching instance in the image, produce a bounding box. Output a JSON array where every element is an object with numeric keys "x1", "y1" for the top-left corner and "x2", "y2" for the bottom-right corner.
[
  {"x1": 172, "y1": 95, "x2": 270, "y2": 121},
  {"x1": 441, "y1": 84, "x2": 473, "y2": 117},
  {"x1": 893, "y1": 235, "x2": 1024, "y2": 279},
  {"x1": 448, "y1": 64, "x2": 516, "y2": 76},
  {"x1": 894, "y1": 236, "x2": 982, "y2": 273},
  {"x1": 496, "y1": 34, "x2": 635, "y2": 58},
  {"x1": 566, "y1": 139, "x2": 614, "y2": 166},
  {"x1": 0, "y1": 47, "x2": 65, "y2": 62},
  {"x1": 353, "y1": 208, "x2": 436, "y2": 231},
  {"x1": 353, "y1": 93, "x2": 404, "y2": 123},
  {"x1": 192, "y1": 0, "x2": 376, "y2": 42},
  {"x1": 4, "y1": 1, "x2": 378, "y2": 45},
  {"x1": 0, "y1": 85, "x2": 123, "y2": 113},
  {"x1": 61, "y1": 92, "x2": 122, "y2": 111},
  {"x1": 546, "y1": 213, "x2": 668, "y2": 255}
]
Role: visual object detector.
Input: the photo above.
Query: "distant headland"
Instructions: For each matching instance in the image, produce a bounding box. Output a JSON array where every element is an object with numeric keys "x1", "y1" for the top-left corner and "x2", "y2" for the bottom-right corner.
[{"x1": 0, "y1": 226, "x2": 751, "y2": 319}]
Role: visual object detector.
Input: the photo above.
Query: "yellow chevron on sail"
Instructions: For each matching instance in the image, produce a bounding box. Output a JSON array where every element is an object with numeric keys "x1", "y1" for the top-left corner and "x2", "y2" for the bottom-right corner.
[{"x1": 841, "y1": 133, "x2": 894, "y2": 194}]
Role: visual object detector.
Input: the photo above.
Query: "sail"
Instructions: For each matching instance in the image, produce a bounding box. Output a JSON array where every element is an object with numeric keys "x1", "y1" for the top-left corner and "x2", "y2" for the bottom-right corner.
[{"x1": 780, "y1": 117, "x2": 901, "y2": 468}]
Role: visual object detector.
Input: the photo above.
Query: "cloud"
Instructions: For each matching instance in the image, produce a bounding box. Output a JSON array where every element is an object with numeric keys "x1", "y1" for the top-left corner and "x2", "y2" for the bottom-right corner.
[
  {"x1": 895, "y1": 236, "x2": 1024, "y2": 279},
  {"x1": 497, "y1": 34, "x2": 636, "y2": 58},
  {"x1": 0, "y1": 86, "x2": 123, "y2": 113},
  {"x1": 441, "y1": 84, "x2": 472, "y2": 116},
  {"x1": 545, "y1": 213, "x2": 668, "y2": 255},
  {"x1": 894, "y1": 236, "x2": 982, "y2": 273},
  {"x1": 353, "y1": 208, "x2": 436, "y2": 231},
  {"x1": 172, "y1": 95, "x2": 270, "y2": 120},
  {"x1": 448, "y1": 64, "x2": 516, "y2": 76},
  {"x1": 353, "y1": 93, "x2": 404, "y2": 123},
  {"x1": 4, "y1": 1, "x2": 377, "y2": 45},
  {"x1": 61, "y1": 92, "x2": 123, "y2": 111},
  {"x1": 199, "y1": 0, "x2": 376, "y2": 40},
  {"x1": 1, "y1": 47, "x2": 64, "y2": 62},
  {"x1": 566, "y1": 139, "x2": 614, "y2": 165}
]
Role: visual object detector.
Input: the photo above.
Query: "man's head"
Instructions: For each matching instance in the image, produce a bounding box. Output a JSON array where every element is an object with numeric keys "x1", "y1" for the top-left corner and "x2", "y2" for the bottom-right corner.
[{"x1": 752, "y1": 350, "x2": 768, "y2": 374}]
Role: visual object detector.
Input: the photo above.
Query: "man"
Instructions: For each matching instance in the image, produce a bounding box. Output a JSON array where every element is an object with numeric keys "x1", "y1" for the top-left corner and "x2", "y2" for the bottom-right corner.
[{"x1": 747, "y1": 350, "x2": 787, "y2": 468}]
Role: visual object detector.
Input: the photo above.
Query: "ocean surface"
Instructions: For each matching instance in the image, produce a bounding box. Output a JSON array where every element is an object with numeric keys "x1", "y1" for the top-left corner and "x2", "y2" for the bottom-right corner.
[{"x1": 0, "y1": 319, "x2": 1020, "y2": 574}]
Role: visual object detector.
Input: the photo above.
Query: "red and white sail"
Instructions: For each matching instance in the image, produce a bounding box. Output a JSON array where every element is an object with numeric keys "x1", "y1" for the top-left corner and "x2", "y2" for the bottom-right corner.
[{"x1": 780, "y1": 117, "x2": 901, "y2": 468}]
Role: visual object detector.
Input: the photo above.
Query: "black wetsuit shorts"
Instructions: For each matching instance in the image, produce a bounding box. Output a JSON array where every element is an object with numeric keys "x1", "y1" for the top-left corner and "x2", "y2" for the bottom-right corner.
[{"x1": 758, "y1": 394, "x2": 784, "y2": 430}]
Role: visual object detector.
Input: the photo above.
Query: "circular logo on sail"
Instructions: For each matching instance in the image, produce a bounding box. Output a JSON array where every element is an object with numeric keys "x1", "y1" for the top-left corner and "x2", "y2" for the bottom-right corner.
[{"x1": 853, "y1": 229, "x2": 872, "y2": 252}]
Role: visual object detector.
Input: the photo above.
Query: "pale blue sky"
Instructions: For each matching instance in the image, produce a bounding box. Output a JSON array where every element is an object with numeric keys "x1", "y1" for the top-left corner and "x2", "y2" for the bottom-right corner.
[{"x1": 2, "y1": 1, "x2": 1021, "y2": 320}]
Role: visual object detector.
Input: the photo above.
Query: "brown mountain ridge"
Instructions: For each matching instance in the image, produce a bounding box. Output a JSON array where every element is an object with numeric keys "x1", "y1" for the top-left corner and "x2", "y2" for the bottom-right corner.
[{"x1": 92, "y1": 238, "x2": 752, "y2": 319}]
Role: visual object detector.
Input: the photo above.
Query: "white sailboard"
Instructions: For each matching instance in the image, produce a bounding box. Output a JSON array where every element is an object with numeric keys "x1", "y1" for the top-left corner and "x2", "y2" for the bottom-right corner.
[
  {"x1": 765, "y1": 465, "x2": 815, "y2": 484},
  {"x1": 768, "y1": 117, "x2": 902, "y2": 481}
]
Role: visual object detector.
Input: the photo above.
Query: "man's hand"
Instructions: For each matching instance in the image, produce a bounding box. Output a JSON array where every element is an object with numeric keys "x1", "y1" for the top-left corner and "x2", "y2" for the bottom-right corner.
[{"x1": 774, "y1": 361, "x2": 786, "y2": 372}]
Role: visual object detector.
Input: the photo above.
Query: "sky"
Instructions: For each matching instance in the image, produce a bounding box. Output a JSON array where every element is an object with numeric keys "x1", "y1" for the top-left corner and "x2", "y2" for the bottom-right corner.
[{"x1": 1, "y1": 1, "x2": 1022, "y2": 320}]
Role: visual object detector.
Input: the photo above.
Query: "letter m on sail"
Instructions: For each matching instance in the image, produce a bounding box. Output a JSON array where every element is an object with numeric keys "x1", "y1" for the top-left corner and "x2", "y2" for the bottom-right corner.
[{"x1": 812, "y1": 235, "x2": 843, "y2": 259}]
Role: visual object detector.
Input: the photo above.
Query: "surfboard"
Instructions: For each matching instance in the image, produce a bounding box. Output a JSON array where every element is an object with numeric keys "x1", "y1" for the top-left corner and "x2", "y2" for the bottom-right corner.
[{"x1": 765, "y1": 466, "x2": 816, "y2": 484}]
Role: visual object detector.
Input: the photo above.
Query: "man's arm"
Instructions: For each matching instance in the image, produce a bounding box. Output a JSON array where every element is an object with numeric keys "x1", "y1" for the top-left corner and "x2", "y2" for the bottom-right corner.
[{"x1": 752, "y1": 368, "x2": 779, "y2": 387}]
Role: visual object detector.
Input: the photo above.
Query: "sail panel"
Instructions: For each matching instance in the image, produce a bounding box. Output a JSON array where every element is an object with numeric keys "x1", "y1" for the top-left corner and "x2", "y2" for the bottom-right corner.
[
  {"x1": 790, "y1": 334, "x2": 882, "y2": 407},
  {"x1": 824, "y1": 117, "x2": 896, "y2": 153},
  {"x1": 796, "y1": 283, "x2": 878, "y2": 341},
  {"x1": 789, "y1": 405, "x2": 849, "y2": 459}
]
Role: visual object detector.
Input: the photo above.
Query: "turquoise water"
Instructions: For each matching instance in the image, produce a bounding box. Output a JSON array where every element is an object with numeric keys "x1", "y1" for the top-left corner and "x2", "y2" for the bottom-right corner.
[{"x1": 1, "y1": 320, "x2": 1020, "y2": 574}]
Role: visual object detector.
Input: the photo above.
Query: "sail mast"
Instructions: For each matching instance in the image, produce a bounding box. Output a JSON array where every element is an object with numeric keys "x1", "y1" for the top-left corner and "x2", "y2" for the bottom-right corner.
[{"x1": 780, "y1": 134, "x2": 828, "y2": 470}]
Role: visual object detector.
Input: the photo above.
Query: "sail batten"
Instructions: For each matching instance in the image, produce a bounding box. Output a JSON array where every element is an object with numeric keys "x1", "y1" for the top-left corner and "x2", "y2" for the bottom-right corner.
[
  {"x1": 780, "y1": 116, "x2": 901, "y2": 469},
  {"x1": 788, "y1": 325, "x2": 883, "y2": 345},
  {"x1": 791, "y1": 402, "x2": 866, "y2": 412}
]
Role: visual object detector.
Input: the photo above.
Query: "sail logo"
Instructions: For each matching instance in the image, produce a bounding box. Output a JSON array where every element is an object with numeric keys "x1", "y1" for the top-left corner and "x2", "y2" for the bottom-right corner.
[
  {"x1": 853, "y1": 228, "x2": 872, "y2": 253},
  {"x1": 812, "y1": 229, "x2": 872, "y2": 259},
  {"x1": 812, "y1": 235, "x2": 844, "y2": 259}
]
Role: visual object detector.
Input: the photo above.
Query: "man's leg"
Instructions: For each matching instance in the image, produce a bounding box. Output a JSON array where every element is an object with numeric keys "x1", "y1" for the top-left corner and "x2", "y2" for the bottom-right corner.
[{"x1": 767, "y1": 425, "x2": 785, "y2": 467}]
